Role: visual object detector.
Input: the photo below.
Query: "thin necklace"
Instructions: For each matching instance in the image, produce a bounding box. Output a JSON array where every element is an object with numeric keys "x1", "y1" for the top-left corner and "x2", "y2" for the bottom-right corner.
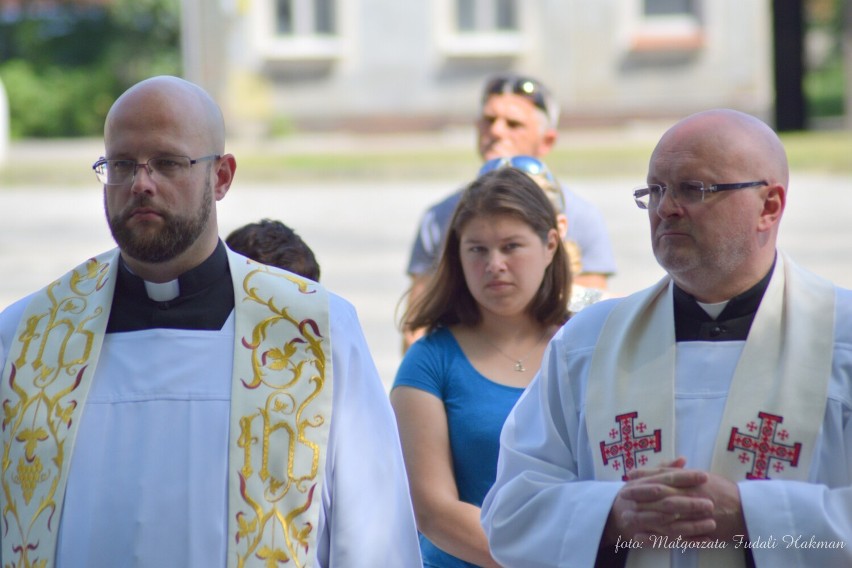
[{"x1": 480, "y1": 328, "x2": 550, "y2": 372}]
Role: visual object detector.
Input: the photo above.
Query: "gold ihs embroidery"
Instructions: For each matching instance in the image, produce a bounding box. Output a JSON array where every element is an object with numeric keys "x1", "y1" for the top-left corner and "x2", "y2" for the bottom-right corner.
[
  {"x1": 230, "y1": 266, "x2": 330, "y2": 568},
  {"x1": 2, "y1": 256, "x2": 112, "y2": 568}
]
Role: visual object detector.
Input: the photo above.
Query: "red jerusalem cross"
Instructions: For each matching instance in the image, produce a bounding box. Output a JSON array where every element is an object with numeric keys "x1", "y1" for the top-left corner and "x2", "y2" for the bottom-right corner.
[
  {"x1": 599, "y1": 412, "x2": 662, "y2": 481},
  {"x1": 727, "y1": 411, "x2": 801, "y2": 479}
]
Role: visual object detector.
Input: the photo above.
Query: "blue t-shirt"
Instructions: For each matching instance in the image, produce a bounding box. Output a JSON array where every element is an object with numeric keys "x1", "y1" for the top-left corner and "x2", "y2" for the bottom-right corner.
[
  {"x1": 392, "y1": 328, "x2": 525, "y2": 568},
  {"x1": 407, "y1": 184, "x2": 617, "y2": 277}
]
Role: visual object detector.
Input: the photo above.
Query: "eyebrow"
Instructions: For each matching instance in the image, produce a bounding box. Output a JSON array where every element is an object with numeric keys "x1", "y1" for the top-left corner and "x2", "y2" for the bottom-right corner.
[{"x1": 461, "y1": 233, "x2": 531, "y2": 244}]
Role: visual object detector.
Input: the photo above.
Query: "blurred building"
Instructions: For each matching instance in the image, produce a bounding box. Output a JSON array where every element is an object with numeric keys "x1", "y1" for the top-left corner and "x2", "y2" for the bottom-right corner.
[{"x1": 182, "y1": 0, "x2": 774, "y2": 136}]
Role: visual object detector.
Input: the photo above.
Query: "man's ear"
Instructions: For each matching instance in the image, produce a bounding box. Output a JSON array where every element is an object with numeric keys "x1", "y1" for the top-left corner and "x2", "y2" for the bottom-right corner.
[
  {"x1": 538, "y1": 128, "x2": 558, "y2": 157},
  {"x1": 213, "y1": 154, "x2": 237, "y2": 201},
  {"x1": 757, "y1": 183, "x2": 785, "y2": 231}
]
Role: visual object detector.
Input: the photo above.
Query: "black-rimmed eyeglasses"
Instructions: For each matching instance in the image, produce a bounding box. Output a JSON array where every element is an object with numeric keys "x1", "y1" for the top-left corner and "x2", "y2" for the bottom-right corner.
[
  {"x1": 633, "y1": 180, "x2": 768, "y2": 210},
  {"x1": 92, "y1": 154, "x2": 220, "y2": 186}
]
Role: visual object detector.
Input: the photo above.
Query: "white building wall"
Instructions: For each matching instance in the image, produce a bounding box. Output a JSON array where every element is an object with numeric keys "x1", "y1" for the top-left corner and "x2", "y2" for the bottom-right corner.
[{"x1": 186, "y1": 0, "x2": 775, "y2": 133}]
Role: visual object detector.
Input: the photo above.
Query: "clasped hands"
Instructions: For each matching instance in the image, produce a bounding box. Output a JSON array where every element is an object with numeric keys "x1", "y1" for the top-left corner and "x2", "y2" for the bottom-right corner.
[{"x1": 603, "y1": 457, "x2": 747, "y2": 546}]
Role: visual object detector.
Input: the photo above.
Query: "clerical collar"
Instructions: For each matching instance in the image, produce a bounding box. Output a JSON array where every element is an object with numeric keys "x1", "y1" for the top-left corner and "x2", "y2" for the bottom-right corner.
[
  {"x1": 695, "y1": 299, "x2": 728, "y2": 319},
  {"x1": 673, "y1": 258, "x2": 775, "y2": 342},
  {"x1": 144, "y1": 279, "x2": 180, "y2": 302},
  {"x1": 106, "y1": 241, "x2": 235, "y2": 332}
]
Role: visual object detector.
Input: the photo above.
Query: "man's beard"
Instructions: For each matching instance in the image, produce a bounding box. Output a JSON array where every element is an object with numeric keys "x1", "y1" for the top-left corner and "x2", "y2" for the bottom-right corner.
[{"x1": 106, "y1": 179, "x2": 213, "y2": 264}]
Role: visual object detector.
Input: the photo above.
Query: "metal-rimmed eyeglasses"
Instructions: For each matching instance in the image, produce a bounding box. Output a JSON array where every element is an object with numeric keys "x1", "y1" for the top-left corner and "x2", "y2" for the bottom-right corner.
[
  {"x1": 633, "y1": 180, "x2": 768, "y2": 210},
  {"x1": 92, "y1": 154, "x2": 220, "y2": 186}
]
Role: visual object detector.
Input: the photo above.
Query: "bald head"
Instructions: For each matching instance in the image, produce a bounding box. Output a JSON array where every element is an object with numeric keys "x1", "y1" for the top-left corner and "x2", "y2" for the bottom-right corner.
[
  {"x1": 105, "y1": 76, "x2": 226, "y2": 154},
  {"x1": 652, "y1": 108, "x2": 789, "y2": 190},
  {"x1": 101, "y1": 75, "x2": 237, "y2": 283},
  {"x1": 647, "y1": 108, "x2": 788, "y2": 301}
]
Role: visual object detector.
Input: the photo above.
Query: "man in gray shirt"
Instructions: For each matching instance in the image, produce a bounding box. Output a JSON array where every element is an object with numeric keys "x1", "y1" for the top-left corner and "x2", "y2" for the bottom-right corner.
[{"x1": 404, "y1": 73, "x2": 617, "y2": 347}]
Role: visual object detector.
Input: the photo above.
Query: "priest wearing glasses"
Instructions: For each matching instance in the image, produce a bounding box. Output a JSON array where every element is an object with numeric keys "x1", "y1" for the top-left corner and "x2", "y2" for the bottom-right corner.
[
  {"x1": 482, "y1": 109, "x2": 852, "y2": 567},
  {"x1": 0, "y1": 76, "x2": 421, "y2": 567}
]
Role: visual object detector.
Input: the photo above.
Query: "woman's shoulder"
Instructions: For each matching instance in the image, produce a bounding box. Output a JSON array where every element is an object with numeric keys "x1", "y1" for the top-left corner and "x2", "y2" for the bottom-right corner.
[
  {"x1": 393, "y1": 327, "x2": 466, "y2": 391},
  {"x1": 408, "y1": 326, "x2": 459, "y2": 354}
]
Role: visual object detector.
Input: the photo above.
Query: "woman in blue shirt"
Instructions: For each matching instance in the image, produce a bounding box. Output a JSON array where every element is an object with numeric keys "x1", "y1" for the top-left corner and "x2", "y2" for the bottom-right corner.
[{"x1": 392, "y1": 167, "x2": 571, "y2": 567}]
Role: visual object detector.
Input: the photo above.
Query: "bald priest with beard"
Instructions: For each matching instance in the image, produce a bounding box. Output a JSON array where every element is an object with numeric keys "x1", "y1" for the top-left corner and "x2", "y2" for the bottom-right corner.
[{"x1": 0, "y1": 76, "x2": 421, "y2": 568}]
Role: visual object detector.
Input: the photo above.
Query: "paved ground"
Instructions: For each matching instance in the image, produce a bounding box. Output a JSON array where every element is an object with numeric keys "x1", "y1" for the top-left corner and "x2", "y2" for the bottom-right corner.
[{"x1": 2, "y1": 141, "x2": 852, "y2": 389}]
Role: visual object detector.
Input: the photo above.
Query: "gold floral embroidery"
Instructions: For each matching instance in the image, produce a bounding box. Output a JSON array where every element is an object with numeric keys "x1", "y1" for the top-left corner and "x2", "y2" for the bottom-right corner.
[
  {"x1": 2, "y1": 251, "x2": 330, "y2": 568},
  {"x1": 230, "y1": 264, "x2": 330, "y2": 568},
  {"x1": 1, "y1": 255, "x2": 112, "y2": 568}
]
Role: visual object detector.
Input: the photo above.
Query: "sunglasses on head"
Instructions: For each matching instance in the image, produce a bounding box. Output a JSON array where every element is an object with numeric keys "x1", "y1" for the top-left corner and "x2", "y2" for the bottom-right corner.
[
  {"x1": 483, "y1": 75, "x2": 549, "y2": 114},
  {"x1": 478, "y1": 155, "x2": 553, "y2": 181},
  {"x1": 478, "y1": 155, "x2": 566, "y2": 212}
]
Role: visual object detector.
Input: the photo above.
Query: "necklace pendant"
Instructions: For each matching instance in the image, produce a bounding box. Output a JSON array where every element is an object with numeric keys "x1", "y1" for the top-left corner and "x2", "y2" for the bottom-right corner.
[{"x1": 514, "y1": 361, "x2": 525, "y2": 372}]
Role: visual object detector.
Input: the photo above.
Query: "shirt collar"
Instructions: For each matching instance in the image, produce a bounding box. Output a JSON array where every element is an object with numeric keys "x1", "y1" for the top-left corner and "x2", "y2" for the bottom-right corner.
[
  {"x1": 107, "y1": 241, "x2": 234, "y2": 332},
  {"x1": 673, "y1": 257, "x2": 775, "y2": 342}
]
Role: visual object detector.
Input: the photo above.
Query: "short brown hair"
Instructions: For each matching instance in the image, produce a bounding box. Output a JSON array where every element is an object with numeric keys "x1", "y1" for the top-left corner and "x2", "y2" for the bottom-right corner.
[{"x1": 226, "y1": 219, "x2": 321, "y2": 281}]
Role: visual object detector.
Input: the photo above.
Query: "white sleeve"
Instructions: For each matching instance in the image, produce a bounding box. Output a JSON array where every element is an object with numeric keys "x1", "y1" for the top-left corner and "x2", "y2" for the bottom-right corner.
[
  {"x1": 316, "y1": 294, "x2": 422, "y2": 568},
  {"x1": 481, "y1": 336, "x2": 623, "y2": 568},
  {"x1": 740, "y1": 482, "x2": 852, "y2": 565},
  {"x1": 0, "y1": 295, "x2": 34, "y2": 556}
]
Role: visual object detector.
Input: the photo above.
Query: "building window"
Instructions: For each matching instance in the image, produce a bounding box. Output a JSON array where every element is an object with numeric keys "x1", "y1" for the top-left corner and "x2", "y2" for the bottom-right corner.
[
  {"x1": 275, "y1": 0, "x2": 336, "y2": 37},
  {"x1": 314, "y1": 0, "x2": 334, "y2": 33},
  {"x1": 437, "y1": 0, "x2": 522, "y2": 58},
  {"x1": 456, "y1": 0, "x2": 517, "y2": 33},
  {"x1": 257, "y1": 0, "x2": 341, "y2": 61},
  {"x1": 631, "y1": 0, "x2": 703, "y2": 52},
  {"x1": 643, "y1": 0, "x2": 695, "y2": 17}
]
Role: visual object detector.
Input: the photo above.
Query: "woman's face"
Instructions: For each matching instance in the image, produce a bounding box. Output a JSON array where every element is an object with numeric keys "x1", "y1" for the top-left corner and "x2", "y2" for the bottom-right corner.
[{"x1": 459, "y1": 213, "x2": 558, "y2": 319}]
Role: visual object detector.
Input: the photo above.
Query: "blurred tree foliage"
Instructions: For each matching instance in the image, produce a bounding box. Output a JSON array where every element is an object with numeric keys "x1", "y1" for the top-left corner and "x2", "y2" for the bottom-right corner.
[
  {"x1": 0, "y1": 0, "x2": 181, "y2": 138},
  {"x1": 805, "y1": 0, "x2": 845, "y2": 118}
]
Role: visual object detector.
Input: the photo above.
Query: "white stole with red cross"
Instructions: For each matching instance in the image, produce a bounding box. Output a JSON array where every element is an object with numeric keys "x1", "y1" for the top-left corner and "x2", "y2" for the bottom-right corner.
[
  {"x1": 586, "y1": 252, "x2": 835, "y2": 568},
  {"x1": 0, "y1": 248, "x2": 332, "y2": 568}
]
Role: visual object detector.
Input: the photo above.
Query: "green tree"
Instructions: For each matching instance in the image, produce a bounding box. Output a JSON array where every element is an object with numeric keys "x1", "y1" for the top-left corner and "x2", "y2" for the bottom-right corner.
[{"x1": 0, "y1": 0, "x2": 181, "y2": 138}]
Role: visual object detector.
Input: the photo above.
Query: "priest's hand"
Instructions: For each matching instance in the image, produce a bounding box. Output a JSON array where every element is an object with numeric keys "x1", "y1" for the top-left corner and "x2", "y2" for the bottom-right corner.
[
  {"x1": 602, "y1": 457, "x2": 745, "y2": 545},
  {"x1": 644, "y1": 467, "x2": 747, "y2": 541}
]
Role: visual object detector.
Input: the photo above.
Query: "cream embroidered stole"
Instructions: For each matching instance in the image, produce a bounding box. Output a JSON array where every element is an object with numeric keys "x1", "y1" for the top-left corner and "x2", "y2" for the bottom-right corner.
[
  {"x1": 587, "y1": 252, "x2": 835, "y2": 567},
  {"x1": 0, "y1": 248, "x2": 333, "y2": 568}
]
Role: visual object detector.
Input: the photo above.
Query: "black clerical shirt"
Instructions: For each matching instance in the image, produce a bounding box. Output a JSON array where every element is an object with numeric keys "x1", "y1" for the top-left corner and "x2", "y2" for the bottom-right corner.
[
  {"x1": 106, "y1": 241, "x2": 235, "y2": 333},
  {"x1": 673, "y1": 260, "x2": 774, "y2": 342}
]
